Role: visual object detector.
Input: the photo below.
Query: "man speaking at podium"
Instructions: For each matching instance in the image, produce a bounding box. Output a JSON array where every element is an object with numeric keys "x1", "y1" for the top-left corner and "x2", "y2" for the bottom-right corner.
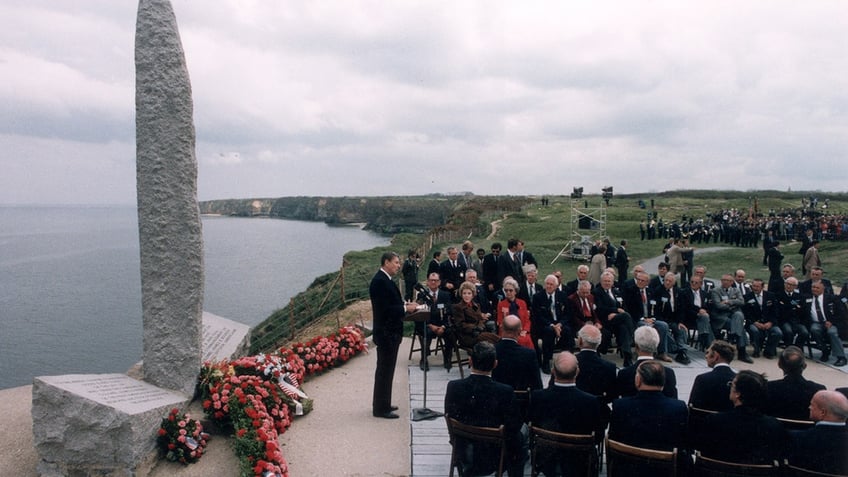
[{"x1": 371, "y1": 252, "x2": 418, "y2": 419}]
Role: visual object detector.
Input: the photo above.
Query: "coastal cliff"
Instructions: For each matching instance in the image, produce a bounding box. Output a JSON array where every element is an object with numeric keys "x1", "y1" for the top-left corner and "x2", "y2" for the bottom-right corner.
[{"x1": 200, "y1": 195, "x2": 530, "y2": 234}]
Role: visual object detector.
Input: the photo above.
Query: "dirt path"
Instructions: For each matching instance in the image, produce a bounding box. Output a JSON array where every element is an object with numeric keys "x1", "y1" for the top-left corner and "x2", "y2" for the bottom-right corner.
[{"x1": 486, "y1": 213, "x2": 509, "y2": 241}]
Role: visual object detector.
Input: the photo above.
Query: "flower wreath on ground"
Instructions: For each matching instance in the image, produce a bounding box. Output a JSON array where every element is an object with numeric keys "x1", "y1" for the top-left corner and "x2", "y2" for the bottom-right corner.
[
  {"x1": 170, "y1": 324, "x2": 368, "y2": 477},
  {"x1": 156, "y1": 408, "x2": 210, "y2": 464}
]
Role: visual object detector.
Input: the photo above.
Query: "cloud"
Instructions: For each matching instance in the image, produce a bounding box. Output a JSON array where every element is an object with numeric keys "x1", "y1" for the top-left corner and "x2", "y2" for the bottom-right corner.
[{"x1": 1, "y1": 0, "x2": 846, "y2": 204}]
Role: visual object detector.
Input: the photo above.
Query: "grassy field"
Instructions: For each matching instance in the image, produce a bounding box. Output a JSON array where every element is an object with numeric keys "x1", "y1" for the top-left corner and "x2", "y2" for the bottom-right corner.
[{"x1": 462, "y1": 192, "x2": 848, "y2": 286}]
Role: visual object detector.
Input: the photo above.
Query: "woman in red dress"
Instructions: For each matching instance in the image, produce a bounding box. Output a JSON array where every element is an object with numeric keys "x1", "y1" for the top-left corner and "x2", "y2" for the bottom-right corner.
[{"x1": 496, "y1": 278, "x2": 534, "y2": 350}]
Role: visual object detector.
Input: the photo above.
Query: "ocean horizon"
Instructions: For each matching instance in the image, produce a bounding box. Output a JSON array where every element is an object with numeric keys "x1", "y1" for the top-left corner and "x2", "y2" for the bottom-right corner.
[{"x1": 0, "y1": 205, "x2": 389, "y2": 390}]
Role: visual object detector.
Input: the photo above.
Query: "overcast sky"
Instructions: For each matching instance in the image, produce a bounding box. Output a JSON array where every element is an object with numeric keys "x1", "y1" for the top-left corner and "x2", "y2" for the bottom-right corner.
[{"x1": 1, "y1": 1, "x2": 846, "y2": 205}]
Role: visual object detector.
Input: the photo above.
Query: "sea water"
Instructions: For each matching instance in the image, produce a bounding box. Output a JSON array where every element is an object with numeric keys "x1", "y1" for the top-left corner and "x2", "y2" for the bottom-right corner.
[{"x1": 0, "y1": 205, "x2": 389, "y2": 390}]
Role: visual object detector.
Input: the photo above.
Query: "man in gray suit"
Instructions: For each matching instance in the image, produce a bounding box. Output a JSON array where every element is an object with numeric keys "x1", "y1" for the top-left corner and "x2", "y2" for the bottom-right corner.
[{"x1": 710, "y1": 274, "x2": 753, "y2": 363}]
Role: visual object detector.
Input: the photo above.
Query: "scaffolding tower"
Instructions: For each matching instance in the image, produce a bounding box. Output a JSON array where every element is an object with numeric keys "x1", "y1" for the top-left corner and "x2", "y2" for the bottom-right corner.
[{"x1": 551, "y1": 199, "x2": 608, "y2": 263}]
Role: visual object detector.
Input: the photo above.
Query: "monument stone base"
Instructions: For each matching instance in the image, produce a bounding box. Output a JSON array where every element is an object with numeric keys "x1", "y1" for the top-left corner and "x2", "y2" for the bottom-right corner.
[
  {"x1": 32, "y1": 311, "x2": 252, "y2": 476},
  {"x1": 32, "y1": 374, "x2": 188, "y2": 477}
]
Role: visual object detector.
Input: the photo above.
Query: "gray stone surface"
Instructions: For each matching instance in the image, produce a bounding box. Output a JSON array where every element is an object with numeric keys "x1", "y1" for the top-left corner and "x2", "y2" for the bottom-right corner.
[
  {"x1": 201, "y1": 312, "x2": 251, "y2": 363},
  {"x1": 135, "y1": 0, "x2": 203, "y2": 395},
  {"x1": 32, "y1": 374, "x2": 186, "y2": 477}
]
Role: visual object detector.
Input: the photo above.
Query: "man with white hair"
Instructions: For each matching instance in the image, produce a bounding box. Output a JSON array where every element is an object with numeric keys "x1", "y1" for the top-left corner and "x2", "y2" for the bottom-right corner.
[
  {"x1": 710, "y1": 274, "x2": 752, "y2": 363},
  {"x1": 776, "y1": 276, "x2": 810, "y2": 349},
  {"x1": 593, "y1": 271, "x2": 635, "y2": 366},
  {"x1": 532, "y1": 274, "x2": 571, "y2": 374},
  {"x1": 789, "y1": 390, "x2": 848, "y2": 475},
  {"x1": 615, "y1": 326, "x2": 678, "y2": 399}
]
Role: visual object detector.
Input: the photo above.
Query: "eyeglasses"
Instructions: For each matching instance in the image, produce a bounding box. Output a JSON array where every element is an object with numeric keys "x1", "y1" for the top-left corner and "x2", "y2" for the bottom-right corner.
[
  {"x1": 503, "y1": 289, "x2": 516, "y2": 292},
  {"x1": 428, "y1": 279, "x2": 440, "y2": 282}
]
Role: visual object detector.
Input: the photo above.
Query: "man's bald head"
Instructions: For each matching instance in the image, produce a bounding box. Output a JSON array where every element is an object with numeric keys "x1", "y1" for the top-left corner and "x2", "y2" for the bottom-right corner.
[
  {"x1": 553, "y1": 351, "x2": 579, "y2": 382},
  {"x1": 810, "y1": 390, "x2": 848, "y2": 423}
]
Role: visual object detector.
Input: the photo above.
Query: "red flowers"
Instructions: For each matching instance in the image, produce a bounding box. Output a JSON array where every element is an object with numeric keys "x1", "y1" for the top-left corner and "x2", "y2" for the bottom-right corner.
[
  {"x1": 156, "y1": 408, "x2": 208, "y2": 465},
  {"x1": 191, "y1": 325, "x2": 367, "y2": 477}
]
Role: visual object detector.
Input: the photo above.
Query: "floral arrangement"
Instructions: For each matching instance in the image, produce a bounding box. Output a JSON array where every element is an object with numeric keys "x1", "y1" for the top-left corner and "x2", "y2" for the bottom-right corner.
[
  {"x1": 156, "y1": 408, "x2": 209, "y2": 464},
  {"x1": 291, "y1": 325, "x2": 368, "y2": 375},
  {"x1": 189, "y1": 325, "x2": 368, "y2": 477}
]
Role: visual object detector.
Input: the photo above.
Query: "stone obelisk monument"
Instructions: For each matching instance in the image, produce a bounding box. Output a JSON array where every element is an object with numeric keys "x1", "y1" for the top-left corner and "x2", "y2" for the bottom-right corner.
[
  {"x1": 31, "y1": 2, "x2": 213, "y2": 475},
  {"x1": 135, "y1": 0, "x2": 203, "y2": 396}
]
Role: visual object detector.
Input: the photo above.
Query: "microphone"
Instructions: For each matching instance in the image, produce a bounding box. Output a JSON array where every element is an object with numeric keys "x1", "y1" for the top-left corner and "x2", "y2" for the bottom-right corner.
[{"x1": 414, "y1": 283, "x2": 434, "y2": 305}]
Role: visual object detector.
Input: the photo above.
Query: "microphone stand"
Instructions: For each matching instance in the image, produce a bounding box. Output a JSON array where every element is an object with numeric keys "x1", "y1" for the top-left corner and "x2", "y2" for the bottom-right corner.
[{"x1": 412, "y1": 300, "x2": 444, "y2": 422}]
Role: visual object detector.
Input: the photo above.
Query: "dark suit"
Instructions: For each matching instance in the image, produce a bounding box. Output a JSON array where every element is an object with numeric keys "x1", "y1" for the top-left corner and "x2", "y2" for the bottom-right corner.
[
  {"x1": 698, "y1": 406, "x2": 787, "y2": 465},
  {"x1": 426, "y1": 258, "x2": 441, "y2": 277},
  {"x1": 804, "y1": 292, "x2": 848, "y2": 359},
  {"x1": 439, "y1": 259, "x2": 466, "y2": 293},
  {"x1": 370, "y1": 269, "x2": 406, "y2": 414},
  {"x1": 497, "y1": 251, "x2": 523, "y2": 286},
  {"x1": 688, "y1": 365, "x2": 736, "y2": 412},
  {"x1": 529, "y1": 384, "x2": 601, "y2": 477},
  {"x1": 563, "y1": 278, "x2": 580, "y2": 297},
  {"x1": 481, "y1": 253, "x2": 500, "y2": 289},
  {"x1": 614, "y1": 247, "x2": 629, "y2": 286},
  {"x1": 742, "y1": 290, "x2": 782, "y2": 356},
  {"x1": 566, "y1": 292, "x2": 600, "y2": 330},
  {"x1": 518, "y1": 279, "x2": 541, "y2": 309},
  {"x1": 789, "y1": 424, "x2": 848, "y2": 475},
  {"x1": 654, "y1": 285, "x2": 688, "y2": 354},
  {"x1": 531, "y1": 289, "x2": 572, "y2": 366},
  {"x1": 799, "y1": 278, "x2": 834, "y2": 296},
  {"x1": 445, "y1": 374, "x2": 525, "y2": 476},
  {"x1": 776, "y1": 289, "x2": 810, "y2": 346},
  {"x1": 518, "y1": 250, "x2": 538, "y2": 269},
  {"x1": 592, "y1": 285, "x2": 635, "y2": 359},
  {"x1": 575, "y1": 350, "x2": 617, "y2": 442},
  {"x1": 493, "y1": 338, "x2": 543, "y2": 392},
  {"x1": 575, "y1": 350, "x2": 617, "y2": 404},
  {"x1": 622, "y1": 285, "x2": 672, "y2": 355},
  {"x1": 680, "y1": 286, "x2": 713, "y2": 348},
  {"x1": 416, "y1": 288, "x2": 454, "y2": 365},
  {"x1": 616, "y1": 358, "x2": 677, "y2": 399},
  {"x1": 765, "y1": 375, "x2": 826, "y2": 421},
  {"x1": 609, "y1": 391, "x2": 688, "y2": 452}
]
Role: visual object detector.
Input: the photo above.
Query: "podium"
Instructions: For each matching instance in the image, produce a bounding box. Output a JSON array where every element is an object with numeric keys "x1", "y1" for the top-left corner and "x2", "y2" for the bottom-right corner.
[{"x1": 404, "y1": 309, "x2": 443, "y2": 421}]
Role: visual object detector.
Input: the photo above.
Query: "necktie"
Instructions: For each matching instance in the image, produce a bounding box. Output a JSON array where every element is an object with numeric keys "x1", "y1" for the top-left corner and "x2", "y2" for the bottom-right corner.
[
  {"x1": 549, "y1": 294, "x2": 555, "y2": 316},
  {"x1": 641, "y1": 289, "x2": 648, "y2": 317},
  {"x1": 509, "y1": 300, "x2": 518, "y2": 315},
  {"x1": 694, "y1": 290, "x2": 701, "y2": 308},
  {"x1": 452, "y1": 260, "x2": 456, "y2": 268},
  {"x1": 582, "y1": 298, "x2": 591, "y2": 317},
  {"x1": 756, "y1": 294, "x2": 762, "y2": 307},
  {"x1": 814, "y1": 296, "x2": 824, "y2": 323},
  {"x1": 669, "y1": 292, "x2": 675, "y2": 312},
  {"x1": 609, "y1": 289, "x2": 615, "y2": 303}
]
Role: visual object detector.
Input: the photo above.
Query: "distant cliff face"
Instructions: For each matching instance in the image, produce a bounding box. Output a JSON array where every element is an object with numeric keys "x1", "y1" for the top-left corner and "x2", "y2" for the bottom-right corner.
[{"x1": 199, "y1": 196, "x2": 459, "y2": 233}]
